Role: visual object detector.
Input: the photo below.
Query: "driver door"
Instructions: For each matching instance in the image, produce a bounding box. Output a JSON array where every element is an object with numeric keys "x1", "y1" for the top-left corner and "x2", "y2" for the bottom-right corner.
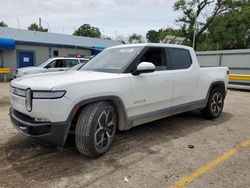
[{"x1": 129, "y1": 47, "x2": 173, "y2": 125}]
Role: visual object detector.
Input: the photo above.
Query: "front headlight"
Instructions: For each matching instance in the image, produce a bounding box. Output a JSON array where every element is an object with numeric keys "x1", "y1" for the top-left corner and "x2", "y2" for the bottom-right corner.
[
  {"x1": 10, "y1": 86, "x2": 26, "y2": 97},
  {"x1": 32, "y1": 91, "x2": 66, "y2": 99}
]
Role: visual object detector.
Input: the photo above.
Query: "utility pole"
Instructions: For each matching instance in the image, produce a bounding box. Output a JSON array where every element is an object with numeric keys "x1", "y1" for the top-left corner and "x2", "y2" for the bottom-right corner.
[
  {"x1": 39, "y1": 18, "x2": 41, "y2": 28},
  {"x1": 192, "y1": 13, "x2": 197, "y2": 49},
  {"x1": 17, "y1": 18, "x2": 20, "y2": 29},
  {"x1": 47, "y1": 23, "x2": 51, "y2": 32}
]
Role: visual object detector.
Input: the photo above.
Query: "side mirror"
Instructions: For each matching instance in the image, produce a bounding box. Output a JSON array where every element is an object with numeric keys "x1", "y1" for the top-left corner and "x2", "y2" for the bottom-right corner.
[{"x1": 132, "y1": 62, "x2": 155, "y2": 76}]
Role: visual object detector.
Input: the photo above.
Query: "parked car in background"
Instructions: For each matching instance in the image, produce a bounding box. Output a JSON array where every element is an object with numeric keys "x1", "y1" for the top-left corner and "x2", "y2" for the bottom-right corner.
[
  {"x1": 10, "y1": 44, "x2": 229, "y2": 157},
  {"x1": 13, "y1": 57, "x2": 89, "y2": 78}
]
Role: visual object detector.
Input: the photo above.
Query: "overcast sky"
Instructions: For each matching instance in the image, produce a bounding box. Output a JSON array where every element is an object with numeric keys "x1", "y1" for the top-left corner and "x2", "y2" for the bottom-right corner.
[{"x1": 0, "y1": 0, "x2": 180, "y2": 39}]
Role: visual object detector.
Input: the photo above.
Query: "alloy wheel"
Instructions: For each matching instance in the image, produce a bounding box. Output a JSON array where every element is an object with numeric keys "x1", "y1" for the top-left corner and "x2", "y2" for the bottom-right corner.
[
  {"x1": 210, "y1": 92, "x2": 223, "y2": 117},
  {"x1": 94, "y1": 108, "x2": 116, "y2": 150}
]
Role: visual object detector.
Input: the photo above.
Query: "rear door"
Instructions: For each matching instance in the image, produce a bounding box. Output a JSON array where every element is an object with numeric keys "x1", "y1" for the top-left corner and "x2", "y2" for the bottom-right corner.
[
  {"x1": 167, "y1": 48, "x2": 198, "y2": 107},
  {"x1": 18, "y1": 51, "x2": 34, "y2": 68},
  {"x1": 129, "y1": 47, "x2": 173, "y2": 123}
]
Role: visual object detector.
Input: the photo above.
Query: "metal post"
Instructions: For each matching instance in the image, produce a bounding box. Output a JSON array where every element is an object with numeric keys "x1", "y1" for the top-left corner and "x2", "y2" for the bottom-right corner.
[
  {"x1": 39, "y1": 18, "x2": 41, "y2": 28},
  {"x1": 192, "y1": 13, "x2": 197, "y2": 49},
  {"x1": 219, "y1": 54, "x2": 222, "y2": 67}
]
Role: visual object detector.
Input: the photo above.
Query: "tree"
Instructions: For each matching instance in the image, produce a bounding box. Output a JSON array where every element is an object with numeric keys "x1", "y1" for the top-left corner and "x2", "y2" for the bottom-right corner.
[
  {"x1": 73, "y1": 24, "x2": 101, "y2": 38},
  {"x1": 128, "y1": 33, "x2": 143, "y2": 44},
  {"x1": 208, "y1": 0, "x2": 250, "y2": 49},
  {"x1": 146, "y1": 30, "x2": 160, "y2": 43},
  {"x1": 0, "y1": 21, "x2": 8, "y2": 27},
  {"x1": 28, "y1": 23, "x2": 48, "y2": 32},
  {"x1": 174, "y1": 0, "x2": 229, "y2": 49},
  {"x1": 117, "y1": 35, "x2": 126, "y2": 44},
  {"x1": 146, "y1": 28, "x2": 185, "y2": 43}
]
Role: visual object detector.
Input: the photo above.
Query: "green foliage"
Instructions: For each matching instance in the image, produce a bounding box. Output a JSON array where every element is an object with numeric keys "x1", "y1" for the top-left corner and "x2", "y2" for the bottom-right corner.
[
  {"x1": 146, "y1": 28, "x2": 185, "y2": 43},
  {"x1": 73, "y1": 24, "x2": 101, "y2": 38},
  {"x1": 147, "y1": 0, "x2": 250, "y2": 51},
  {"x1": 28, "y1": 23, "x2": 48, "y2": 32},
  {"x1": 146, "y1": 30, "x2": 160, "y2": 43},
  {"x1": 128, "y1": 33, "x2": 143, "y2": 44},
  {"x1": 208, "y1": 0, "x2": 250, "y2": 49},
  {"x1": 174, "y1": 0, "x2": 229, "y2": 49},
  {"x1": 0, "y1": 21, "x2": 8, "y2": 27}
]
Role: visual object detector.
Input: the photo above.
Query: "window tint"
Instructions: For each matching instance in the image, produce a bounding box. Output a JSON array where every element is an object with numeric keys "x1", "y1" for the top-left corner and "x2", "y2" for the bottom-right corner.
[
  {"x1": 64, "y1": 59, "x2": 79, "y2": 67},
  {"x1": 140, "y1": 48, "x2": 167, "y2": 71},
  {"x1": 54, "y1": 60, "x2": 64, "y2": 68},
  {"x1": 45, "y1": 60, "x2": 64, "y2": 68},
  {"x1": 168, "y1": 48, "x2": 192, "y2": 70}
]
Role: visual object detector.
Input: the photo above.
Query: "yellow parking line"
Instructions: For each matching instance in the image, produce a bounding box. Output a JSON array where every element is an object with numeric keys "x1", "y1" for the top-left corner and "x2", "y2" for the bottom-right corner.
[{"x1": 171, "y1": 139, "x2": 250, "y2": 188}]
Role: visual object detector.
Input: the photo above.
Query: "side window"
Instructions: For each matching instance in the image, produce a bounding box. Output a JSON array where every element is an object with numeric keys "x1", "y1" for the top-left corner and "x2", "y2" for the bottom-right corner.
[
  {"x1": 44, "y1": 61, "x2": 54, "y2": 68},
  {"x1": 168, "y1": 48, "x2": 192, "y2": 70},
  {"x1": 53, "y1": 60, "x2": 64, "y2": 68},
  {"x1": 44, "y1": 60, "x2": 64, "y2": 68},
  {"x1": 140, "y1": 48, "x2": 167, "y2": 71},
  {"x1": 64, "y1": 59, "x2": 79, "y2": 67}
]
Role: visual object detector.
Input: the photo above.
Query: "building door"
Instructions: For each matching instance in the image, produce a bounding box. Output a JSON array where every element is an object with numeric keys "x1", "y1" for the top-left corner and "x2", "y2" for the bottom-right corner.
[{"x1": 18, "y1": 51, "x2": 34, "y2": 68}]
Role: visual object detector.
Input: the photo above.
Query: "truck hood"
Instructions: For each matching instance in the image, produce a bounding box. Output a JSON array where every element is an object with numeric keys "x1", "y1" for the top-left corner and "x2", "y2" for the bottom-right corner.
[{"x1": 11, "y1": 71, "x2": 119, "y2": 90}]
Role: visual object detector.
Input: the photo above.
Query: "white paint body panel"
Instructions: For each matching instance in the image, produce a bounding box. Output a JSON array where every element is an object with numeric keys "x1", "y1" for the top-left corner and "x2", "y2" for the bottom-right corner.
[
  {"x1": 10, "y1": 44, "x2": 229, "y2": 127},
  {"x1": 129, "y1": 71, "x2": 173, "y2": 117}
]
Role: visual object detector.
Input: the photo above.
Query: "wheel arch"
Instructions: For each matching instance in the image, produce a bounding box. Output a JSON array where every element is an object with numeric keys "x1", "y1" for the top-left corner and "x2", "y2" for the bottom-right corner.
[
  {"x1": 206, "y1": 81, "x2": 226, "y2": 102},
  {"x1": 68, "y1": 96, "x2": 129, "y2": 132}
]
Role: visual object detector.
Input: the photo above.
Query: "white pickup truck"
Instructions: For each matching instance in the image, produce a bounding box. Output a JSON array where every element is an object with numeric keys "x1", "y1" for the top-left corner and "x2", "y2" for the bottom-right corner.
[{"x1": 10, "y1": 44, "x2": 229, "y2": 157}]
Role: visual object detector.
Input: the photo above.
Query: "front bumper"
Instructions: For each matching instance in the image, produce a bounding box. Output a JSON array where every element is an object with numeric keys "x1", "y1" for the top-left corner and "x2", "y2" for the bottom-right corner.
[{"x1": 10, "y1": 107, "x2": 70, "y2": 149}]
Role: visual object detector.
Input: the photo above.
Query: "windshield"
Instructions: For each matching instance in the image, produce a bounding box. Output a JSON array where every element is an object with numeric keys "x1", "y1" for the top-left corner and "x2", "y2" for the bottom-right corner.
[
  {"x1": 38, "y1": 58, "x2": 53, "y2": 67},
  {"x1": 81, "y1": 47, "x2": 143, "y2": 73}
]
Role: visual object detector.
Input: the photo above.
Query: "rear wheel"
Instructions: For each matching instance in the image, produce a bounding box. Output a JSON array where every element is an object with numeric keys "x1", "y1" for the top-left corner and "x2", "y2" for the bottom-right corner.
[
  {"x1": 201, "y1": 87, "x2": 224, "y2": 119},
  {"x1": 75, "y1": 101, "x2": 117, "y2": 157}
]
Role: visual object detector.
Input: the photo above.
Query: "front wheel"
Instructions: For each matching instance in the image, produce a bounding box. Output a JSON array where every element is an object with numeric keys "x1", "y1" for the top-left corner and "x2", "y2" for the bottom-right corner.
[
  {"x1": 201, "y1": 87, "x2": 224, "y2": 119},
  {"x1": 75, "y1": 101, "x2": 117, "y2": 158}
]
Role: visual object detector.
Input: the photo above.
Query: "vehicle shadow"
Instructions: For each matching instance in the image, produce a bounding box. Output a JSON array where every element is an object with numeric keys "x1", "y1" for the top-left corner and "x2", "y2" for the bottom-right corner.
[{"x1": 1, "y1": 110, "x2": 233, "y2": 187}]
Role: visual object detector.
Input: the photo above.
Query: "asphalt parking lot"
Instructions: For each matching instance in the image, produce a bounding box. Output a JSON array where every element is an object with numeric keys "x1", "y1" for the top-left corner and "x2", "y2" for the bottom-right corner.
[{"x1": 0, "y1": 82, "x2": 250, "y2": 188}]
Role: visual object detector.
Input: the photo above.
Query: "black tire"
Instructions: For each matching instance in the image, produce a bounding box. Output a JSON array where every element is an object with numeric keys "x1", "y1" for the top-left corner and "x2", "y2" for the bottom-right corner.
[
  {"x1": 201, "y1": 87, "x2": 225, "y2": 119},
  {"x1": 75, "y1": 101, "x2": 117, "y2": 158}
]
